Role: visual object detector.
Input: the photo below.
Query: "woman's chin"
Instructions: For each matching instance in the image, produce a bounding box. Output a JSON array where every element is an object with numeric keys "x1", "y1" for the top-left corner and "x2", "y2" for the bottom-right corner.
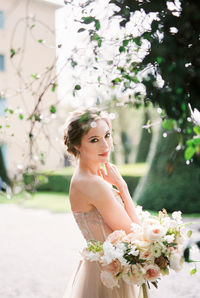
[{"x1": 98, "y1": 155, "x2": 109, "y2": 161}]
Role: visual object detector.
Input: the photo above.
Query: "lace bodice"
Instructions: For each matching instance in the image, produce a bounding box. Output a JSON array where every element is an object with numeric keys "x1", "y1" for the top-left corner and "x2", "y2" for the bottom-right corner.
[{"x1": 73, "y1": 190, "x2": 124, "y2": 242}]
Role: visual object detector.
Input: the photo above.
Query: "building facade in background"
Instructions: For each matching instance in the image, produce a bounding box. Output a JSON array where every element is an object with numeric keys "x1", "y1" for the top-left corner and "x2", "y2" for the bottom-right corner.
[{"x1": 0, "y1": 0, "x2": 65, "y2": 180}]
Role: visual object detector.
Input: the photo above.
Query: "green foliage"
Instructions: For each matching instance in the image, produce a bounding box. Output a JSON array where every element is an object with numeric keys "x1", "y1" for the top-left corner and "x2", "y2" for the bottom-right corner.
[
  {"x1": 31, "y1": 73, "x2": 40, "y2": 80},
  {"x1": 137, "y1": 126, "x2": 200, "y2": 213},
  {"x1": 162, "y1": 119, "x2": 175, "y2": 131},
  {"x1": 81, "y1": 16, "x2": 100, "y2": 31},
  {"x1": 23, "y1": 163, "x2": 148, "y2": 195},
  {"x1": 74, "y1": 84, "x2": 81, "y2": 90},
  {"x1": 50, "y1": 105, "x2": 56, "y2": 114},
  {"x1": 110, "y1": 0, "x2": 200, "y2": 122},
  {"x1": 10, "y1": 48, "x2": 15, "y2": 58},
  {"x1": 51, "y1": 83, "x2": 57, "y2": 92}
]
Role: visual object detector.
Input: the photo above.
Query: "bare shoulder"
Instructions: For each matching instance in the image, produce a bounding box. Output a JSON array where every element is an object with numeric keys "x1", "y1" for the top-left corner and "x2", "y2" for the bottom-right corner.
[{"x1": 71, "y1": 174, "x2": 111, "y2": 197}]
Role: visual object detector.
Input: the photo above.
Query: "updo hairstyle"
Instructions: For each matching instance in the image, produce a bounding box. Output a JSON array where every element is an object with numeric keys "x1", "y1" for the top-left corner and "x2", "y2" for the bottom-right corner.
[{"x1": 63, "y1": 107, "x2": 111, "y2": 158}]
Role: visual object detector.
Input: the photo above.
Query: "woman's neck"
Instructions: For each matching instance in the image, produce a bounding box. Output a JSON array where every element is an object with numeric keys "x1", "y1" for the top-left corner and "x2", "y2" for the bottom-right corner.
[{"x1": 78, "y1": 158, "x2": 101, "y2": 176}]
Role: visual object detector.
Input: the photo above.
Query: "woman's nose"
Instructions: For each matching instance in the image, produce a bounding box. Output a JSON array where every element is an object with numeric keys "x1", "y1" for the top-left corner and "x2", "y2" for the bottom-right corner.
[{"x1": 100, "y1": 138, "x2": 109, "y2": 149}]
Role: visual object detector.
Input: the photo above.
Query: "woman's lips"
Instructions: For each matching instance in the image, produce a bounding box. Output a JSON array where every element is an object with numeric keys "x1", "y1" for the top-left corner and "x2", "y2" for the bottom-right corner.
[{"x1": 98, "y1": 151, "x2": 109, "y2": 157}]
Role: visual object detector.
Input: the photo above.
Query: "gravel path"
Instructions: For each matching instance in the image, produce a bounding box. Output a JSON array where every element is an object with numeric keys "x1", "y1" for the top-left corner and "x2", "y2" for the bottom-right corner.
[{"x1": 0, "y1": 204, "x2": 200, "y2": 298}]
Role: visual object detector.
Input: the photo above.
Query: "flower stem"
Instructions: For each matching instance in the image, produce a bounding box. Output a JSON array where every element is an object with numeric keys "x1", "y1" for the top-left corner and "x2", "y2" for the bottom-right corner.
[{"x1": 139, "y1": 283, "x2": 149, "y2": 298}]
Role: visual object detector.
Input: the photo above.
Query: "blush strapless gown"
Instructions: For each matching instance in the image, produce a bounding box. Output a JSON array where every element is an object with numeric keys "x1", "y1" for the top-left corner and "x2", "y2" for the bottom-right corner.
[{"x1": 63, "y1": 190, "x2": 138, "y2": 298}]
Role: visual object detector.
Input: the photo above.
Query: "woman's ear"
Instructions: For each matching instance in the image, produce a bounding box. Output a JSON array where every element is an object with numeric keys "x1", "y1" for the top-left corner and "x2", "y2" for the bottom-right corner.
[{"x1": 74, "y1": 145, "x2": 80, "y2": 154}]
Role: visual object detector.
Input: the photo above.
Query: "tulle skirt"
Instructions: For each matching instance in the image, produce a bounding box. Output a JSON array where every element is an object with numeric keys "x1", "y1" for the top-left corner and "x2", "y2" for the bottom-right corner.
[{"x1": 63, "y1": 258, "x2": 139, "y2": 298}]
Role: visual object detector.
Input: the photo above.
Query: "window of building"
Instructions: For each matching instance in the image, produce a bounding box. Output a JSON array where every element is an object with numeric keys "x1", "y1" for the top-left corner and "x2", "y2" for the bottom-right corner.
[
  {"x1": 0, "y1": 11, "x2": 4, "y2": 29},
  {"x1": 0, "y1": 98, "x2": 6, "y2": 116},
  {"x1": 0, "y1": 55, "x2": 5, "y2": 71}
]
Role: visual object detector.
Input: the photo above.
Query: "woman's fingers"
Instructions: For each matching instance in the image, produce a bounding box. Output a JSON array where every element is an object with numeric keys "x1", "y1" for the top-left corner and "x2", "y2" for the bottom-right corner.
[{"x1": 100, "y1": 169, "x2": 107, "y2": 179}]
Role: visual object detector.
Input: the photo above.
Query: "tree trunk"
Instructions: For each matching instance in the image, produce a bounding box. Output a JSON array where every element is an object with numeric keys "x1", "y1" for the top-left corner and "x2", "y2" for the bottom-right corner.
[
  {"x1": 135, "y1": 110, "x2": 152, "y2": 163},
  {"x1": 134, "y1": 125, "x2": 200, "y2": 213},
  {"x1": 0, "y1": 145, "x2": 10, "y2": 188}
]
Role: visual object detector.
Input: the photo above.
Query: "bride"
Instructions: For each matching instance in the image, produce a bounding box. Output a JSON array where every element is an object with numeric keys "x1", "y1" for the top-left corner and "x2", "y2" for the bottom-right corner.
[{"x1": 63, "y1": 107, "x2": 141, "y2": 298}]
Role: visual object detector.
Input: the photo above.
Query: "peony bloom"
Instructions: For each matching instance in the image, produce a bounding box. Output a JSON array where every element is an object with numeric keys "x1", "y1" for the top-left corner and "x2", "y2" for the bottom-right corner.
[
  {"x1": 169, "y1": 253, "x2": 184, "y2": 272},
  {"x1": 122, "y1": 265, "x2": 145, "y2": 286},
  {"x1": 106, "y1": 230, "x2": 126, "y2": 245},
  {"x1": 100, "y1": 270, "x2": 120, "y2": 288},
  {"x1": 144, "y1": 264, "x2": 160, "y2": 282}
]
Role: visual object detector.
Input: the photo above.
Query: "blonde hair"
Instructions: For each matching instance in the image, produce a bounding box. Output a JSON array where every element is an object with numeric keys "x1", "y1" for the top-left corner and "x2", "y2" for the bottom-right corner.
[{"x1": 63, "y1": 107, "x2": 111, "y2": 158}]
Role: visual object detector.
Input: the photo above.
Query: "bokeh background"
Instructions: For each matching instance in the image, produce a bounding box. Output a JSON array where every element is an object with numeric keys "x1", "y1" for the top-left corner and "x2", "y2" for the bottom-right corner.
[{"x1": 0, "y1": 0, "x2": 200, "y2": 297}]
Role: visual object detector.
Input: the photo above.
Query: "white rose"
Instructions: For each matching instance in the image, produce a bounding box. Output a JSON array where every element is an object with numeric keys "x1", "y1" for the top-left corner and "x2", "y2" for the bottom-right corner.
[
  {"x1": 100, "y1": 270, "x2": 119, "y2": 288},
  {"x1": 144, "y1": 224, "x2": 165, "y2": 242}
]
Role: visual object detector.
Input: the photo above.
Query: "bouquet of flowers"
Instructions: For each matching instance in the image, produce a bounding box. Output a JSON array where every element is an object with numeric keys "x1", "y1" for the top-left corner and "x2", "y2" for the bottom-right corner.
[{"x1": 82, "y1": 206, "x2": 192, "y2": 297}]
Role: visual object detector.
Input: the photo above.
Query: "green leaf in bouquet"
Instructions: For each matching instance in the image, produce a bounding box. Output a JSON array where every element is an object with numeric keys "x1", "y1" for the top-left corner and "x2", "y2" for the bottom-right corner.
[
  {"x1": 151, "y1": 280, "x2": 158, "y2": 288},
  {"x1": 87, "y1": 239, "x2": 103, "y2": 253},
  {"x1": 82, "y1": 16, "x2": 95, "y2": 24},
  {"x1": 190, "y1": 268, "x2": 197, "y2": 275},
  {"x1": 138, "y1": 258, "x2": 146, "y2": 263},
  {"x1": 187, "y1": 230, "x2": 192, "y2": 238},
  {"x1": 168, "y1": 242, "x2": 177, "y2": 247},
  {"x1": 193, "y1": 126, "x2": 200, "y2": 135},
  {"x1": 184, "y1": 246, "x2": 190, "y2": 262}
]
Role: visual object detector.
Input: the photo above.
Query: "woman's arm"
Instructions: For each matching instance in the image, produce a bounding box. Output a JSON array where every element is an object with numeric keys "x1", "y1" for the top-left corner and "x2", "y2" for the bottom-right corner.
[
  {"x1": 98, "y1": 162, "x2": 141, "y2": 225},
  {"x1": 86, "y1": 178, "x2": 134, "y2": 234},
  {"x1": 117, "y1": 181, "x2": 140, "y2": 225}
]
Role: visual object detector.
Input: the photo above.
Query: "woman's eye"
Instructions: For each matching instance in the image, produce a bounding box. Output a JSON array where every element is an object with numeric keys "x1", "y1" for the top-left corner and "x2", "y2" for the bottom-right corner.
[
  {"x1": 105, "y1": 133, "x2": 111, "y2": 138},
  {"x1": 90, "y1": 138, "x2": 98, "y2": 143}
]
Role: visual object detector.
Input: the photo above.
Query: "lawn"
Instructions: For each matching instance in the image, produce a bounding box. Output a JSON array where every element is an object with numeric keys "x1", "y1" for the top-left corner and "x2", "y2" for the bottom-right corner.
[
  {"x1": 0, "y1": 191, "x2": 71, "y2": 213},
  {"x1": 0, "y1": 190, "x2": 199, "y2": 218},
  {"x1": 45, "y1": 162, "x2": 148, "y2": 177}
]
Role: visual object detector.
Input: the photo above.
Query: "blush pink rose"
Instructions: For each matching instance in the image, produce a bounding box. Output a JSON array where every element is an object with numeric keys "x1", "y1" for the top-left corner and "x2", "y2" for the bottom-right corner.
[
  {"x1": 103, "y1": 259, "x2": 122, "y2": 275},
  {"x1": 144, "y1": 264, "x2": 160, "y2": 282},
  {"x1": 122, "y1": 265, "x2": 145, "y2": 286},
  {"x1": 106, "y1": 230, "x2": 126, "y2": 244}
]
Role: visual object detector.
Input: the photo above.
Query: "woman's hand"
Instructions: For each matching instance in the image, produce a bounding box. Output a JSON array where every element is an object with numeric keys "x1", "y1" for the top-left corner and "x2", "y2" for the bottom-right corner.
[{"x1": 97, "y1": 162, "x2": 126, "y2": 190}]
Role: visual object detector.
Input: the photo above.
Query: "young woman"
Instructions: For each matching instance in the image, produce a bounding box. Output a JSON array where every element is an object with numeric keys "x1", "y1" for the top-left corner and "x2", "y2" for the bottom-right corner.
[{"x1": 63, "y1": 107, "x2": 140, "y2": 298}]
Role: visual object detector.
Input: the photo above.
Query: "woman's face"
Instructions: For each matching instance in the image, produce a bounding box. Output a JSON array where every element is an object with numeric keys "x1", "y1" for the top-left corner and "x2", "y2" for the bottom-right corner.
[{"x1": 78, "y1": 119, "x2": 112, "y2": 163}]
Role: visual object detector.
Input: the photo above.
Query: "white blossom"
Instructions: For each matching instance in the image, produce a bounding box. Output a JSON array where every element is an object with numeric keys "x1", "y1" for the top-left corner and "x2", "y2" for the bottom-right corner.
[
  {"x1": 172, "y1": 211, "x2": 182, "y2": 224},
  {"x1": 164, "y1": 234, "x2": 175, "y2": 244}
]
